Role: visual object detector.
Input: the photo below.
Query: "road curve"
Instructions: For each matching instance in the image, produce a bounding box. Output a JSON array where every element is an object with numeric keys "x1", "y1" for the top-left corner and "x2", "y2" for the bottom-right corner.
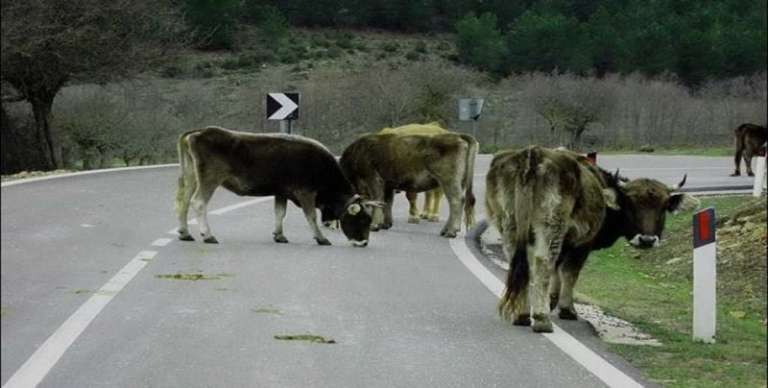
[{"x1": 1, "y1": 154, "x2": 750, "y2": 387}]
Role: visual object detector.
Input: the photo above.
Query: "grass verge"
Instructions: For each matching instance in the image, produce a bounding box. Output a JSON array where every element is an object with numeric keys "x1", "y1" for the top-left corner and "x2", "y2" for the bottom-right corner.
[{"x1": 577, "y1": 196, "x2": 766, "y2": 387}]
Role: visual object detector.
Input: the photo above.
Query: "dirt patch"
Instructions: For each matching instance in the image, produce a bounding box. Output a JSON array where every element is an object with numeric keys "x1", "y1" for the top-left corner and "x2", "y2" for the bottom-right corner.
[
  {"x1": 274, "y1": 334, "x2": 336, "y2": 344},
  {"x1": 252, "y1": 306, "x2": 282, "y2": 315},
  {"x1": 155, "y1": 272, "x2": 222, "y2": 281},
  {"x1": 575, "y1": 304, "x2": 662, "y2": 346}
]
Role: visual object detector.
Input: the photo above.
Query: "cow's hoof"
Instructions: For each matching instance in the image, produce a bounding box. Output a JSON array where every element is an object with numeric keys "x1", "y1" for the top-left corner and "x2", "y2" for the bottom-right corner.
[
  {"x1": 558, "y1": 308, "x2": 578, "y2": 320},
  {"x1": 273, "y1": 234, "x2": 289, "y2": 243},
  {"x1": 440, "y1": 229, "x2": 457, "y2": 238},
  {"x1": 532, "y1": 314, "x2": 553, "y2": 333},
  {"x1": 315, "y1": 238, "x2": 332, "y2": 246},
  {"x1": 381, "y1": 222, "x2": 392, "y2": 230},
  {"x1": 419, "y1": 213, "x2": 429, "y2": 220},
  {"x1": 513, "y1": 314, "x2": 531, "y2": 326},
  {"x1": 747, "y1": 172, "x2": 755, "y2": 177},
  {"x1": 730, "y1": 172, "x2": 741, "y2": 177},
  {"x1": 178, "y1": 233, "x2": 194, "y2": 242},
  {"x1": 427, "y1": 215, "x2": 440, "y2": 222},
  {"x1": 203, "y1": 235, "x2": 219, "y2": 244},
  {"x1": 407, "y1": 216, "x2": 420, "y2": 224},
  {"x1": 370, "y1": 225, "x2": 381, "y2": 232}
]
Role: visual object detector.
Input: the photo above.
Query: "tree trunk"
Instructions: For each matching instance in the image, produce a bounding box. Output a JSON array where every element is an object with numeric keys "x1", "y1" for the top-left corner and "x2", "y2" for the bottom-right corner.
[{"x1": 30, "y1": 96, "x2": 60, "y2": 170}]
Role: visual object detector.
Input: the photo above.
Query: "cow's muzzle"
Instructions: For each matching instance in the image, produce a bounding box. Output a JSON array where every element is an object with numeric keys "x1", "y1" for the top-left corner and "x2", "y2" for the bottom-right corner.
[
  {"x1": 629, "y1": 234, "x2": 660, "y2": 249},
  {"x1": 351, "y1": 240, "x2": 368, "y2": 248}
]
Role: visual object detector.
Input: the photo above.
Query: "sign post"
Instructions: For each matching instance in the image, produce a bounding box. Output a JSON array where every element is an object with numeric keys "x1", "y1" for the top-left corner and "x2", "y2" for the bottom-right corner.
[
  {"x1": 753, "y1": 146, "x2": 766, "y2": 197},
  {"x1": 458, "y1": 98, "x2": 484, "y2": 138},
  {"x1": 692, "y1": 207, "x2": 717, "y2": 343},
  {"x1": 267, "y1": 93, "x2": 300, "y2": 134}
]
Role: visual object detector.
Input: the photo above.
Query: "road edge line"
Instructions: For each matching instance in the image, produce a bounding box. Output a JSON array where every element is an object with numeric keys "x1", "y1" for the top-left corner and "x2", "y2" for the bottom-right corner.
[{"x1": 1, "y1": 164, "x2": 179, "y2": 188}]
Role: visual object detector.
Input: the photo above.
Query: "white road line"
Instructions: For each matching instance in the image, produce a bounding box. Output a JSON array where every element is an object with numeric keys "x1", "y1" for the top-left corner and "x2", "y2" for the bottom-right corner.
[
  {"x1": 5, "y1": 197, "x2": 272, "y2": 388},
  {"x1": 209, "y1": 197, "x2": 272, "y2": 215},
  {"x1": 1, "y1": 164, "x2": 178, "y2": 188},
  {"x1": 2, "y1": 250, "x2": 157, "y2": 388},
  {"x1": 151, "y1": 238, "x2": 173, "y2": 247},
  {"x1": 448, "y1": 237, "x2": 644, "y2": 388}
]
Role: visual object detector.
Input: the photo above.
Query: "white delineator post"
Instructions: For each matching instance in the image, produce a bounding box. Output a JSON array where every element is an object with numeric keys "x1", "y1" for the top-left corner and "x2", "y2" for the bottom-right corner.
[
  {"x1": 753, "y1": 156, "x2": 766, "y2": 197},
  {"x1": 692, "y1": 207, "x2": 717, "y2": 343}
]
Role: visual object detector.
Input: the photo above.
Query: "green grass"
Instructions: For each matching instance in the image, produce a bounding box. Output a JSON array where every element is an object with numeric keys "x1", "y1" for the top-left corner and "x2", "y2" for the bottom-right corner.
[{"x1": 577, "y1": 196, "x2": 766, "y2": 387}]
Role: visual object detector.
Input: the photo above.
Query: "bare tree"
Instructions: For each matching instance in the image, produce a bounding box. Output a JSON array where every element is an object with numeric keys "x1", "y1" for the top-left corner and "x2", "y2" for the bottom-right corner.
[{"x1": 0, "y1": 0, "x2": 187, "y2": 169}]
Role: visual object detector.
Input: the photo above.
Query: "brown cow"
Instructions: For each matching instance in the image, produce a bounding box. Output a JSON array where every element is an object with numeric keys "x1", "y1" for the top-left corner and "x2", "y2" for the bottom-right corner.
[
  {"x1": 731, "y1": 123, "x2": 768, "y2": 176},
  {"x1": 340, "y1": 132, "x2": 478, "y2": 237},
  {"x1": 487, "y1": 146, "x2": 698, "y2": 332},
  {"x1": 175, "y1": 126, "x2": 380, "y2": 247}
]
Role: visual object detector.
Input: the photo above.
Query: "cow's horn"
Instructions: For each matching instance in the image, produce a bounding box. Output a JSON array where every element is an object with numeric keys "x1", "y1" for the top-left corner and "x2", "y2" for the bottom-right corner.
[{"x1": 671, "y1": 174, "x2": 687, "y2": 191}]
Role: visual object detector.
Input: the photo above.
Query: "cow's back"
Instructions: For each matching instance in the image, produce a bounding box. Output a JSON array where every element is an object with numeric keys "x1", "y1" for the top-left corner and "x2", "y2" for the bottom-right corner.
[{"x1": 185, "y1": 127, "x2": 347, "y2": 198}]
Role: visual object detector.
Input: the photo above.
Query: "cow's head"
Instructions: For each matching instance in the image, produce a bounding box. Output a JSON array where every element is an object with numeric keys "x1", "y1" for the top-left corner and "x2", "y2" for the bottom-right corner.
[
  {"x1": 337, "y1": 195, "x2": 383, "y2": 247},
  {"x1": 613, "y1": 175, "x2": 699, "y2": 249}
]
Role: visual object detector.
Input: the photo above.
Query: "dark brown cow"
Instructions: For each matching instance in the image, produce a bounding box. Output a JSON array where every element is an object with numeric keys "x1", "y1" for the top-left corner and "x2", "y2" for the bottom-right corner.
[
  {"x1": 340, "y1": 132, "x2": 478, "y2": 237},
  {"x1": 486, "y1": 146, "x2": 698, "y2": 332},
  {"x1": 731, "y1": 123, "x2": 768, "y2": 176},
  {"x1": 175, "y1": 126, "x2": 379, "y2": 247}
]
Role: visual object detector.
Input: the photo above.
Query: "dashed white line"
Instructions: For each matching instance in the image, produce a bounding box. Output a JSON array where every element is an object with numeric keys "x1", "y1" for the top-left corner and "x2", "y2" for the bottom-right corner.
[
  {"x1": 151, "y1": 238, "x2": 173, "y2": 247},
  {"x1": 2, "y1": 251, "x2": 157, "y2": 388},
  {"x1": 4, "y1": 197, "x2": 271, "y2": 388},
  {"x1": 448, "y1": 237, "x2": 644, "y2": 388}
]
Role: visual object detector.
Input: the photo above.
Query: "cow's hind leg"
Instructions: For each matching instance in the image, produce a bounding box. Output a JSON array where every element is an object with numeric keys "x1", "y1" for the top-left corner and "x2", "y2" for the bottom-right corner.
[
  {"x1": 176, "y1": 174, "x2": 196, "y2": 241},
  {"x1": 745, "y1": 149, "x2": 755, "y2": 176},
  {"x1": 406, "y1": 191, "x2": 420, "y2": 223},
  {"x1": 530, "y1": 220, "x2": 566, "y2": 333},
  {"x1": 557, "y1": 247, "x2": 589, "y2": 320},
  {"x1": 190, "y1": 181, "x2": 219, "y2": 244},
  {"x1": 273, "y1": 195, "x2": 289, "y2": 243},
  {"x1": 438, "y1": 181, "x2": 463, "y2": 238},
  {"x1": 295, "y1": 191, "x2": 331, "y2": 245},
  {"x1": 382, "y1": 188, "x2": 394, "y2": 229}
]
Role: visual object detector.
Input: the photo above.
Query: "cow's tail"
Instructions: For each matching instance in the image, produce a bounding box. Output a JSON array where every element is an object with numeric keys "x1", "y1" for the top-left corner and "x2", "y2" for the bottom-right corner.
[
  {"x1": 175, "y1": 130, "x2": 197, "y2": 215},
  {"x1": 461, "y1": 134, "x2": 479, "y2": 230},
  {"x1": 498, "y1": 147, "x2": 539, "y2": 321}
]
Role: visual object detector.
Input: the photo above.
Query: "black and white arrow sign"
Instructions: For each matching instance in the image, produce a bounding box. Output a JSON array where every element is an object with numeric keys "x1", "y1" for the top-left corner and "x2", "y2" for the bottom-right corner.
[{"x1": 266, "y1": 93, "x2": 300, "y2": 120}]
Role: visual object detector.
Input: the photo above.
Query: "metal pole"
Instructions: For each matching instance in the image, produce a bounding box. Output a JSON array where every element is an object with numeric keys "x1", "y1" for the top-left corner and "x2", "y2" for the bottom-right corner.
[{"x1": 472, "y1": 119, "x2": 478, "y2": 139}]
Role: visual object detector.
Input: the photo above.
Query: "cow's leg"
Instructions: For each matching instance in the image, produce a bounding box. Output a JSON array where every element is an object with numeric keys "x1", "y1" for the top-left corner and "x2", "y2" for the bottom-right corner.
[
  {"x1": 548, "y1": 269, "x2": 561, "y2": 311},
  {"x1": 406, "y1": 191, "x2": 420, "y2": 223},
  {"x1": 438, "y1": 180, "x2": 463, "y2": 238},
  {"x1": 419, "y1": 192, "x2": 430, "y2": 219},
  {"x1": 552, "y1": 246, "x2": 587, "y2": 319},
  {"x1": 382, "y1": 188, "x2": 395, "y2": 229},
  {"x1": 369, "y1": 178, "x2": 387, "y2": 231},
  {"x1": 294, "y1": 190, "x2": 330, "y2": 245},
  {"x1": 273, "y1": 195, "x2": 289, "y2": 243},
  {"x1": 190, "y1": 180, "x2": 219, "y2": 244},
  {"x1": 176, "y1": 174, "x2": 196, "y2": 241},
  {"x1": 427, "y1": 188, "x2": 443, "y2": 222},
  {"x1": 744, "y1": 149, "x2": 755, "y2": 176},
  {"x1": 530, "y1": 221, "x2": 565, "y2": 333},
  {"x1": 731, "y1": 136, "x2": 743, "y2": 176}
]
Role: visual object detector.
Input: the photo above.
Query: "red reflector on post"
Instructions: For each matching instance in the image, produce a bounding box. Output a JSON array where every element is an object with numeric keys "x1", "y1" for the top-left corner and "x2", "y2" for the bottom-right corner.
[{"x1": 693, "y1": 207, "x2": 716, "y2": 248}]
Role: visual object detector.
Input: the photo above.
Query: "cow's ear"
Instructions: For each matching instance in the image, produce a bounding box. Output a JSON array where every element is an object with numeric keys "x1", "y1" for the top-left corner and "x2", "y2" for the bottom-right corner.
[
  {"x1": 347, "y1": 203, "x2": 362, "y2": 215},
  {"x1": 602, "y1": 188, "x2": 620, "y2": 210},
  {"x1": 668, "y1": 193, "x2": 699, "y2": 214}
]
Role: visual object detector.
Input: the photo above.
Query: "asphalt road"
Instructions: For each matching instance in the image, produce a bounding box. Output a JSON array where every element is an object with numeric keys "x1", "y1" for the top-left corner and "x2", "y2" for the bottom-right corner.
[{"x1": 1, "y1": 154, "x2": 755, "y2": 387}]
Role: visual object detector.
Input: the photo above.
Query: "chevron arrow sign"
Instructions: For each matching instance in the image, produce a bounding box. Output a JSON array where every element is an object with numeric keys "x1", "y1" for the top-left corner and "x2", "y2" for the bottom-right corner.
[{"x1": 266, "y1": 93, "x2": 299, "y2": 120}]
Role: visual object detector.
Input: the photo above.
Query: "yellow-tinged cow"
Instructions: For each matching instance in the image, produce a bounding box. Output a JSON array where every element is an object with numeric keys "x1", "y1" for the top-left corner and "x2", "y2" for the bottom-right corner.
[{"x1": 379, "y1": 122, "x2": 448, "y2": 223}]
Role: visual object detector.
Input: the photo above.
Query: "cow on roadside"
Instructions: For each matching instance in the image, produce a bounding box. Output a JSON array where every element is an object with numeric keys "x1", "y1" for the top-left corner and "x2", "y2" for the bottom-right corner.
[
  {"x1": 340, "y1": 131, "x2": 479, "y2": 237},
  {"x1": 486, "y1": 146, "x2": 698, "y2": 332},
  {"x1": 379, "y1": 122, "x2": 449, "y2": 223},
  {"x1": 175, "y1": 126, "x2": 380, "y2": 247},
  {"x1": 731, "y1": 123, "x2": 768, "y2": 177}
]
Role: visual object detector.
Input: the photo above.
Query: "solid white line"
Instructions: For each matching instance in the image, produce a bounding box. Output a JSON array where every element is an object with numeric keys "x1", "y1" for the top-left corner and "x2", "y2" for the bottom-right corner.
[
  {"x1": 2, "y1": 250, "x2": 157, "y2": 388},
  {"x1": 448, "y1": 238, "x2": 643, "y2": 388},
  {"x1": 151, "y1": 238, "x2": 173, "y2": 247},
  {"x1": 209, "y1": 197, "x2": 272, "y2": 215},
  {"x1": 1, "y1": 164, "x2": 178, "y2": 188}
]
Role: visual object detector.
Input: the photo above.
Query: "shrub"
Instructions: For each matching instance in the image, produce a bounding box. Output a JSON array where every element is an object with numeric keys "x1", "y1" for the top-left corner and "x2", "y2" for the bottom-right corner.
[
  {"x1": 455, "y1": 12, "x2": 507, "y2": 74},
  {"x1": 414, "y1": 41, "x2": 428, "y2": 54},
  {"x1": 405, "y1": 51, "x2": 420, "y2": 61},
  {"x1": 184, "y1": 0, "x2": 240, "y2": 50},
  {"x1": 381, "y1": 42, "x2": 399, "y2": 53}
]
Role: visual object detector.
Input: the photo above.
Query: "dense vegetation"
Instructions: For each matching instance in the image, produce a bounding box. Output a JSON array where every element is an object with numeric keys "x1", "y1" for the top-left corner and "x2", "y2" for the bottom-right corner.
[
  {"x1": 1, "y1": 0, "x2": 766, "y2": 173},
  {"x1": 198, "y1": 0, "x2": 767, "y2": 85}
]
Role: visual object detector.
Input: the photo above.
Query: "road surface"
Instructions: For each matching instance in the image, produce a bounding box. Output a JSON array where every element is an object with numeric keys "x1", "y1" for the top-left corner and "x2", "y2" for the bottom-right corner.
[{"x1": 1, "y1": 154, "x2": 753, "y2": 387}]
